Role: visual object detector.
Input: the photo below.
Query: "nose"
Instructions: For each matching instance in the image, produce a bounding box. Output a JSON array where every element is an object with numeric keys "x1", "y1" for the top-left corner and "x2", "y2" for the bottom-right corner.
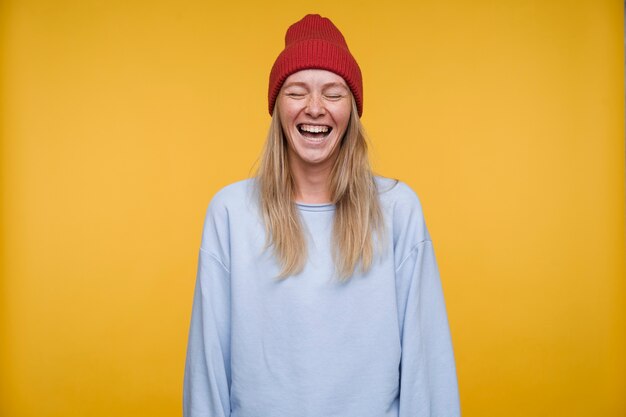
[{"x1": 304, "y1": 93, "x2": 325, "y2": 117}]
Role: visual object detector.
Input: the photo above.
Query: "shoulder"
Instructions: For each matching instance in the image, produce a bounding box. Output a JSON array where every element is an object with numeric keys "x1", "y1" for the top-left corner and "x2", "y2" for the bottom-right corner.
[
  {"x1": 375, "y1": 175, "x2": 419, "y2": 204},
  {"x1": 199, "y1": 178, "x2": 258, "y2": 262},
  {"x1": 208, "y1": 178, "x2": 257, "y2": 210},
  {"x1": 375, "y1": 176, "x2": 427, "y2": 226},
  {"x1": 374, "y1": 175, "x2": 432, "y2": 256},
  {"x1": 202, "y1": 178, "x2": 260, "y2": 223}
]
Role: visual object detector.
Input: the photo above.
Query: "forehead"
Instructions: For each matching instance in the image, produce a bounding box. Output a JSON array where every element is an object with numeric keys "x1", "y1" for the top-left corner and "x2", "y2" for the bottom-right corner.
[{"x1": 282, "y1": 69, "x2": 349, "y2": 88}]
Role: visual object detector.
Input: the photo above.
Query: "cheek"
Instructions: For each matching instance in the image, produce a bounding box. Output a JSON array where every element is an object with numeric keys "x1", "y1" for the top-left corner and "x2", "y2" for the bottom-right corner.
[
  {"x1": 277, "y1": 111, "x2": 296, "y2": 137},
  {"x1": 335, "y1": 100, "x2": 351, "y2": 120},
  {"x1": 336, "y1": 109, "x2": 351, "y2": 131},
  {"x1": 277, "y1": 98, "x2": 301, "y2": 119}
]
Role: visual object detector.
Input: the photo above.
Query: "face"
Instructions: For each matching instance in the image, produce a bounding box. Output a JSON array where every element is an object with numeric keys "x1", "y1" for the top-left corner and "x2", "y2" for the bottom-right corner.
[{"x1": 277, "y1": 69, "x2": 352, "y2": 170}]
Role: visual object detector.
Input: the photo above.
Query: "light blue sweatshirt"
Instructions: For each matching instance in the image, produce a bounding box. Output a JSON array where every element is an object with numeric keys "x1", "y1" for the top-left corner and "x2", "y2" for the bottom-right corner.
[{"x1": 183, "y1": 177, "x2": 460, "y2": 417}]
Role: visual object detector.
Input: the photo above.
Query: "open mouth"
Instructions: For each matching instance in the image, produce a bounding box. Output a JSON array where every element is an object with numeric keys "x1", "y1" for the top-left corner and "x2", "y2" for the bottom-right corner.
[{"x1": 297, "y1": 123, "x2": 332, "y2": 140}]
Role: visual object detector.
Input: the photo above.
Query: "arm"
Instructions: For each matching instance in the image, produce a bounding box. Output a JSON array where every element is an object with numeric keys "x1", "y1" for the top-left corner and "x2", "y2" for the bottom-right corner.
[
  {"x1": 396, "y1": 239, "x2": 461, "y2": 417},
  {"x1": 183, "y1": 248, "x2": 232, "y2": 417}
]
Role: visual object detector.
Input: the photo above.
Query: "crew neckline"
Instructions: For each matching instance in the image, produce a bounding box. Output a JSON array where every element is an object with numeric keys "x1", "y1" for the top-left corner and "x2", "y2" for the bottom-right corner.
[{"x1": 295, "y1": 201, "x2": 336, "y2": 212}]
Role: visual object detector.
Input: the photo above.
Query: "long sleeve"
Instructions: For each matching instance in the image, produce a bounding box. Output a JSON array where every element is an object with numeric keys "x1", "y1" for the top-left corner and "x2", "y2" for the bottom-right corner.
[
  {"x1": 396, "y1": 239, "x2": 460, "y2": 417},
  {"x1": 183, "y1": 248, "x2": 232, "y2": 417}
]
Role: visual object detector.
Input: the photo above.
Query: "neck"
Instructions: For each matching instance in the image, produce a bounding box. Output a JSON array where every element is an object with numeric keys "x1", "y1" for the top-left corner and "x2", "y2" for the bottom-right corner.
[{"x1": 289, "y1": 155, "x2": 335, "y2": 204}]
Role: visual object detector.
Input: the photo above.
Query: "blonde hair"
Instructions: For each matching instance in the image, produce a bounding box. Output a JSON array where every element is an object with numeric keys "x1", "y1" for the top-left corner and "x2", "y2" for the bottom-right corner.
[{"x1": 256, "y1": 96, "x2": 384, "y2": 281}]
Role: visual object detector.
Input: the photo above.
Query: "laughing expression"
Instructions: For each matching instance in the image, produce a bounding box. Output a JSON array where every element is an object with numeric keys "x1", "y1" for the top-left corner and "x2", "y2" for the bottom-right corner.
[{"x1": 277, "y1": 69, "x2": 352, "y2": 171}]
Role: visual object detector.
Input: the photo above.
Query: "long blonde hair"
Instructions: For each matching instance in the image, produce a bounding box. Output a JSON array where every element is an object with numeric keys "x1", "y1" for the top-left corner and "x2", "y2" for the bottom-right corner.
[{"x1": 256, "y1": 96, "x2": 384, "y2": 281}]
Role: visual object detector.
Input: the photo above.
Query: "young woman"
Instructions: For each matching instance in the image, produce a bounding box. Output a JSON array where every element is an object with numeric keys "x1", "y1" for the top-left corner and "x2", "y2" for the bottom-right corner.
[{"x1": 183, "y1": 14, "x2": 460, "y2": 417}]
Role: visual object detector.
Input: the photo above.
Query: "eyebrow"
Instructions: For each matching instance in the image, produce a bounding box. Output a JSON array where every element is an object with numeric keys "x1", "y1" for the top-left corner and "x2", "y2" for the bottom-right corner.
[{"x1": 283, "y1": 81, "x2": 349, "y2": 89}]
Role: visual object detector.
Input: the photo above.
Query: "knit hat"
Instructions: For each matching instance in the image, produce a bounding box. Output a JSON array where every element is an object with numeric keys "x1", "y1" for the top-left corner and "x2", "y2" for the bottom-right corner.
[{"x1": 268, "y1": 14, "x2": 363, "y2": 117}]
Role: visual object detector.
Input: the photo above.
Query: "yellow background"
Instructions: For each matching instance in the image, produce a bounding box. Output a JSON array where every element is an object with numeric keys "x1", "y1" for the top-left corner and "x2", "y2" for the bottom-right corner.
[{"x1": 1, "y1": 1, "x2": 624, "y2": 416}]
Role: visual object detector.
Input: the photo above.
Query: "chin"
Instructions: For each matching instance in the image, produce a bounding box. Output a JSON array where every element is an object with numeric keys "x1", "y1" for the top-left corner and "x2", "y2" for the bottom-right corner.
[
  {"x1": 301, "y1": 154, "x2": 331, "y2": 165},
  {"x1": 291, "y1": 148, "x2": 334, "y2": 165}
]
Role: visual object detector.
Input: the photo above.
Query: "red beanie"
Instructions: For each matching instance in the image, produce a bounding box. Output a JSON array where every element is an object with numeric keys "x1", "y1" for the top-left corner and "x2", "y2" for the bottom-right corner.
[{"x1": 268, "y1": 14, "x2": 363, "y2": 117}]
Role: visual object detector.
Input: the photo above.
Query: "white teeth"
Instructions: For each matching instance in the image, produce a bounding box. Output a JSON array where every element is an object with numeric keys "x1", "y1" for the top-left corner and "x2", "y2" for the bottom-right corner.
[{"x1": 299, "y1": 124, "x2": 330, "y2": 133}]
